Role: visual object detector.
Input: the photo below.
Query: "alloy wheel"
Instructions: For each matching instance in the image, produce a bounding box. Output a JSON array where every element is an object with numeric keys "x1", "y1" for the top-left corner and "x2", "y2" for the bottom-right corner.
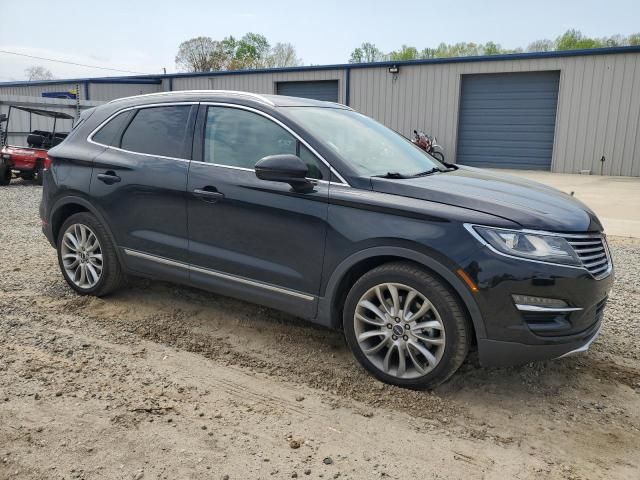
[
  {"x1": 354, "y1": 282, "x2": 446, "y2": 379},
  {"x1": 60, "y1": 223, "x2": 103, "y2": 289}
]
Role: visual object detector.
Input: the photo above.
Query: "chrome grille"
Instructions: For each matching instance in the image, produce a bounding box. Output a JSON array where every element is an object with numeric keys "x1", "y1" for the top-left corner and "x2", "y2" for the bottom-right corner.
[{"x1": 565, "y1": 235, "x2": 612, "y2": 278}]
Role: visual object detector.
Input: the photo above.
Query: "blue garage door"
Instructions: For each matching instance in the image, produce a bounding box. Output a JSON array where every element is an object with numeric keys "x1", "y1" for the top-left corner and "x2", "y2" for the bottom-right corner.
[
  {"x1": 457, "y1": 71, "x2": 560, "y2": 170},
  {"x1": 276, "y1": 80, "x2": 339, "y2": 102}
]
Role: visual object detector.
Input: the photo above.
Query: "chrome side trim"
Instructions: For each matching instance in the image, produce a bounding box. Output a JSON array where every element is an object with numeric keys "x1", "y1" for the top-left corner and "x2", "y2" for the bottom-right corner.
[
  {"x1": 188, "y1": 160, "x2": 331, "y2": 185},
  {"x1": 515, "y1": 304, "x2": 584, "y2": 313},
  {"x1": 123, "y1": 248, "x2": 314, "y2": 301},
  {"x1": 557, "y1": 323, "x2": 602, "y2": 359},
  {"x1": 123, "y1": 249, "x2": 188, "y2": 269},
  {"x1": 189, "y1": 265, "x2": 314, "y2": 301},
  {"x1": 463, "y1": 223, "x2": 585, "y2": 271},
  {"x1": 200, "y1": 102, "x2": 350, "y2": 186}
]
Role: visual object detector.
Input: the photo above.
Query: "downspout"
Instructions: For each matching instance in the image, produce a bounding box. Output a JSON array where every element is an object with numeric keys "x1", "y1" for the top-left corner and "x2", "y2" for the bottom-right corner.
[
  {"x1": 344, "y1": 67, "x2": 351, "y2": 106},
  {"x1": 84, "y1": 81, "x2": 90, "y2": 101}
]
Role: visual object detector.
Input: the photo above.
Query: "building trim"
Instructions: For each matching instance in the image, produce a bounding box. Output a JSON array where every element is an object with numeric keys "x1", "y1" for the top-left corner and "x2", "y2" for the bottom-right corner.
[{"x1": 1, "y1": 46, "x2": 639, "y2": 88}]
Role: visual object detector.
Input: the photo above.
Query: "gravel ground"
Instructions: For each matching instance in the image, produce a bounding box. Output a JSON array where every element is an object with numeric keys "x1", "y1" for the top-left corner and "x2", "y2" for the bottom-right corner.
[{"x1": 0, "y1": 181, "x2": 639, "y2": 480}]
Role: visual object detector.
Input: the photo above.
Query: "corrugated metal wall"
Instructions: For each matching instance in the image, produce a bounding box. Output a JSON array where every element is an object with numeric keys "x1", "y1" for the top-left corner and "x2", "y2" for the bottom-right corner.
[
  {"x1": 88, "y1": 82, "x2": 162, "y2": 101},
  {"x1": 1, "y1": 52, "x2": 638, "y2": 175},
  {"x1": 348, "y1": 52, "x2": 640, "y2": 176},
  {"x1": 0, "y1": 83, "x2": 81, "y2": 98},
  {"x1": 171, "y1": 69, "x2": 346, "y2": 103}
]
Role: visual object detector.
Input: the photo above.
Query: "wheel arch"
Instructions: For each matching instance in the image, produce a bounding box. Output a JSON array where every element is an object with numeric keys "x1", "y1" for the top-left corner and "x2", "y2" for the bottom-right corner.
[
  {"x1": 317, "y1": 247, "x2": 487, "y2": 340},
  {"x1": 50, "y1": 196, "x2": 124, "y2": 265}
]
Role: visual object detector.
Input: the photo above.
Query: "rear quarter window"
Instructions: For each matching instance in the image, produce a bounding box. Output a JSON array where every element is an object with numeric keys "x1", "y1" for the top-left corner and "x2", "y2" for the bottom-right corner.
[{"x1": 91, "y1": 110, "x2": 135, "y2": 147}]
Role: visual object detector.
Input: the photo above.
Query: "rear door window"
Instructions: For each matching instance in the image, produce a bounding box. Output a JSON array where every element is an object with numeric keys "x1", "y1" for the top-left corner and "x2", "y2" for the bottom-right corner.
[{"x1": 120, "y1": 106, "x2": 192, "y2": 158}]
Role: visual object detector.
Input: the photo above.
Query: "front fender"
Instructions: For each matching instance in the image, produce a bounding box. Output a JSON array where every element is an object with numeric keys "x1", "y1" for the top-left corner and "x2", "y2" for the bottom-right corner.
[{"x1": 315, "y1": 245, "x2": 486, "y2": 340}]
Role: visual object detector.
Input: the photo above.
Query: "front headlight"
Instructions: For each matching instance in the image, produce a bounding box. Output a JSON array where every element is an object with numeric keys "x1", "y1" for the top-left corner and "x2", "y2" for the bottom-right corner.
[{"x1": 468, "y1": 225, "x2": 581, "y2": 266}]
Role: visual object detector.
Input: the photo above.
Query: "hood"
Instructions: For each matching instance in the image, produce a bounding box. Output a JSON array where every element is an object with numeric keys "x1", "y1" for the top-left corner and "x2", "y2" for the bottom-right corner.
[{"x1": 370, "y1": 166, "x2": 602, "y2": 232}]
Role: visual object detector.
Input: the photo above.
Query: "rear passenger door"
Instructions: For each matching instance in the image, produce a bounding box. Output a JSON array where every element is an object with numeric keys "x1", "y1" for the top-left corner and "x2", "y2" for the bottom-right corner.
[
  {"x1": 186, "y1": 104, "x2": 330, "y2": 317},
  {"x1": 89, "y1": 103, "x2": 197, "y2": 282}
]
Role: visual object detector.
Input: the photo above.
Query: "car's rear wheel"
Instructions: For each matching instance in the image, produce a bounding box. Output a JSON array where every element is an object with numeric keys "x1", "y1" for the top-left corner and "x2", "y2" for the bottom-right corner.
[
  {"x1": 57, "y1": 212, "x2": 125, "y2": 296},
  {"x1": 343, "y1": 261, "x2": 471, "y2": 389}
]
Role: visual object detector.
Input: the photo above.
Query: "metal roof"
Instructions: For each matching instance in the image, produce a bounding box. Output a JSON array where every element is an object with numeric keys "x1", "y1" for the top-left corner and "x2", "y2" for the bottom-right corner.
[
  {"x1": 7, "y1": 105, "x2": 75, "y2": 119},
  {"x1": 1, "y1": 45, "x2": 639, "y2": 88}
]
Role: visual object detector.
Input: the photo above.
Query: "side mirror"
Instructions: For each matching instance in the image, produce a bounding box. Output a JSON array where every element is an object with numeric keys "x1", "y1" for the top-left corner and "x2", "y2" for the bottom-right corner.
[{"x1": 255, "y1": 154, "x2": 311, "y2": 191}]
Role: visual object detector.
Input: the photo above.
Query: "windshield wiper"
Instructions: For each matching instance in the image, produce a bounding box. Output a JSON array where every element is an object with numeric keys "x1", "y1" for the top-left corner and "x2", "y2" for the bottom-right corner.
[
  {"x1": 373, "y1": 172, "x2": 410, "y2": 179},
  {"x1": 412, "y1": 168, "x2": 442, "y2": 177}
]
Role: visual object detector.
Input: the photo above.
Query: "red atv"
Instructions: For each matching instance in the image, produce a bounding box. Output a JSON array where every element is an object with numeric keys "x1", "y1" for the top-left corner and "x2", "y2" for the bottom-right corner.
[{"x1": 0, "y1": 106, "x2": 73, "y2": 186}]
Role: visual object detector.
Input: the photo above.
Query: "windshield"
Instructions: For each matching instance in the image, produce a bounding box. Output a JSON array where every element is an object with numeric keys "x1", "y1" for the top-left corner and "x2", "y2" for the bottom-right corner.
[{"x1": 284, "y1": 107, "x2": 446, "y2": 177}]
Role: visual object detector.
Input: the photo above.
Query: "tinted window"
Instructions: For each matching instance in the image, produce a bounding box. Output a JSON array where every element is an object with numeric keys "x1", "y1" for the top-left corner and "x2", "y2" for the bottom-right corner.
[
  {"x1": 120, "y1": 106, "x2": 191, "y2": 158},
  {"x1": 92, "y1": 110, "x2": 134, "y2": 147},
  {"x1": 203, "y1": 106, "x2": 326, "y2": 179}
]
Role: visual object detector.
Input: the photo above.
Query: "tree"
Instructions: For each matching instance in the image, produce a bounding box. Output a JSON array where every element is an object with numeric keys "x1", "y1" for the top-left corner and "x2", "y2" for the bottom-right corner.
[
  {"x1": 349, "y1": 42, "x2": 384, "y2": 63},
  {"x1": 527, "y1": 39, "x2": 554, "y2": 52},
  {"x1": 555, "y1": 29, "x2": 602, "y2": 50},
  {"x1": 629, "y1": 33, "x2": 640, "y2": 46},
  {"x1": 25, "y1": 65, "x2": 54, "y2": 81},
  {"x1": 175, "y1": 36, "x2": 221, "y2": 72},
  {"x1": 388, "y1": 45, "x2": 419, "y2": 61},
  {"x1": 264, "y1": 42, "x2": 302, "y2": 68},
  {"x1": 229, "y1": 33, "x2": 271, "y2": 69}
]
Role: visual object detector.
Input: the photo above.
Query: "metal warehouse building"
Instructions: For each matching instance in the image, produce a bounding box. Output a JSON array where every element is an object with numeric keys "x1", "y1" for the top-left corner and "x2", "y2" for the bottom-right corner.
[{"x1": 2, "y1": 46, "x2": 639, "y2": 176}]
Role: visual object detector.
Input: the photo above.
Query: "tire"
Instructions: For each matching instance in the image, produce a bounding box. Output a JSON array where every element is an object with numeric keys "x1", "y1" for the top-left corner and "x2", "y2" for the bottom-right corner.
[
  {"x1": 0, "y1": 164, "x2": 11, "y2": 186},
  {"x1": 342, "y1": 261, "x2": 471, "y2": 389},
  {"x1": 431, "y1": 151, "x2": 445, "y2": 163},
  {"x1": 34, "y1": 164, "x2": 44, "y2": 186},
  {"x1": 56, "y1": 212, "x2": 125, "y2": 296}
]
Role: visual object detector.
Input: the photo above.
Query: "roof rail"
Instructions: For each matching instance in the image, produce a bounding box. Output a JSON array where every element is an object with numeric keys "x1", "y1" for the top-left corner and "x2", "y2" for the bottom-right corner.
[{"x1": 108, "y1": 90, "x2": 275, "y2": 106}]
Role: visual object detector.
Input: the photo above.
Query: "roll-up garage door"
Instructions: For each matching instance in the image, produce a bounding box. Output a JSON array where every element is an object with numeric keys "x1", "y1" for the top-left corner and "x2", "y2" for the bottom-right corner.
[
  {"x1": 456, "y1": 71, "x2": 560, "y2": 170},
  {"x1": 276, "y1": 80, "x2": 339, "y2": 102}
]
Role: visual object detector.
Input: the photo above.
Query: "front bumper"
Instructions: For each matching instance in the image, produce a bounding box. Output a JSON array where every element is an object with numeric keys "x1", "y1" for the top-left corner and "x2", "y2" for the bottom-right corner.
[
  {"x1": 478, "y1": 321, "x2": 602, "y2": 367},
  {"x1": 459, "y1": 242, "x2": 613, "y2": 367}
]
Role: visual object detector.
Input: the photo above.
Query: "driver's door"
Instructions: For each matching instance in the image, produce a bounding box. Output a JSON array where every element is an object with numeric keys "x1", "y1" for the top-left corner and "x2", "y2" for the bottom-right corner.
[{"x1": 186, "y1": 105, "x2": 330, "y2": 317}]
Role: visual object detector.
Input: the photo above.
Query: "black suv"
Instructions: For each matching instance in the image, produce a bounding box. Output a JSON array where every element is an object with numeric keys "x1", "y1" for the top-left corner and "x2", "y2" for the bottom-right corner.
[{"x1": 41, "y1": 91, "x2": 614, "y2": 389}]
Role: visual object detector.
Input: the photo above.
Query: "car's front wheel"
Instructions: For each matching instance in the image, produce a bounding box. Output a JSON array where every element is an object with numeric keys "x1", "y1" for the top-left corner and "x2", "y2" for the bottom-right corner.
[
  {"x1": 343, "y1": 262, "x2": 471, "y2": 389},
  {"x1": 56, "y1": 212, "x2": 125, "y2": 296}
]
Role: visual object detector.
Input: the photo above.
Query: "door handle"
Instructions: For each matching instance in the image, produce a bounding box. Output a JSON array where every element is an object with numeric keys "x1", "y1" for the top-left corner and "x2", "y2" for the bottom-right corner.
[
  {"x1": 193, "y1": 188, "x2": 224, "y2": 203},
  {"x1": 96, "y1": 171, "x2": 121, "y2": 185}
]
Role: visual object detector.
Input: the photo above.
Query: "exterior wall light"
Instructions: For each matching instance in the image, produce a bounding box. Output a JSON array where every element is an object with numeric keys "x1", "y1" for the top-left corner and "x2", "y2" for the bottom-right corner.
[{"x1": 388, "y1": 65, "x2": 400, "y2": 74}]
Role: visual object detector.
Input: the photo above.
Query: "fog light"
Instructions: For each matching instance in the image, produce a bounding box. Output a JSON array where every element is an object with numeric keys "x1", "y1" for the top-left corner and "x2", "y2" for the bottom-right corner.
[{"x1": 511, "y1": 295, "x2": 568, "y2": 308}]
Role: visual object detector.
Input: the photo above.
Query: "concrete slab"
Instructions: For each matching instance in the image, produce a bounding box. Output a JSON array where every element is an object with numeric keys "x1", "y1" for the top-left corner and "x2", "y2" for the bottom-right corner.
[{"x1": 489, "y1": 170, "x2": 640, "y2": 238}]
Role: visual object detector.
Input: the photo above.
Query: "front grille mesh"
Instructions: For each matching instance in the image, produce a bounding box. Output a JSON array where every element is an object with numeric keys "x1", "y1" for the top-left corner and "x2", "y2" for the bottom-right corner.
[{"x1": 565, "y1": 235, "x2": 611, "y2": 278}]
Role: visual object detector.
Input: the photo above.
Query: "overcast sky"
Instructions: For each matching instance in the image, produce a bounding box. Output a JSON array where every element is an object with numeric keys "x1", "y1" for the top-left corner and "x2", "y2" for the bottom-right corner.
[{"x1": 0, "y1": 0, "x2": 638, "y2": 81}]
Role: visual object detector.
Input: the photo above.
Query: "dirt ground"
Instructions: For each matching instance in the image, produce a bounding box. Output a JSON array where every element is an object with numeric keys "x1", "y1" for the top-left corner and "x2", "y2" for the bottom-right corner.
[{"x1": 0, "y1": 182, "x2": 638, "y2": 480}]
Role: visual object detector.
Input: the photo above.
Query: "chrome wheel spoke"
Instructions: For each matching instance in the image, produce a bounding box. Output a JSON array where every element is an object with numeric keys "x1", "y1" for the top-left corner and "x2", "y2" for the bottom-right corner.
[
  {"x1": 359, "y1": 300, "x2": 388, "y2": 323},
  {"x1": 408, "y1": 340, "x2": 437, "y2": 368},
  {"x1": 413, "y1": 333, "x2": 445, "y2": 345},
  {"x1": 363, "y1": 334, "x2": 390, "y2": 355},
  {"x1": 412, "y1": 320, "x2": 443, "y2": 331},
  {"x1": 354, "y1": 282, "x2": 445, "y2": 380},
  {"x1": 396, "y1": 342, "x2": 407, "y2": 377},
  {"x1": 375, "y1": 287, "x2": 392, "y2": 316},
  {"x1": 355, "y1": 312, "x2": 385, "y2": 327},
  {"x1": 387, "y1": 284, "x2": 400, "y2": 317}
]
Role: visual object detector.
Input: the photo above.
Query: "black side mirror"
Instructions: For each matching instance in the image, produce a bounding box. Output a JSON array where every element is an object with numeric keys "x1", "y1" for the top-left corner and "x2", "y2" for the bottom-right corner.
[{"x1": 255, "y1": 154, "x2": 312, "y2": 191}]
